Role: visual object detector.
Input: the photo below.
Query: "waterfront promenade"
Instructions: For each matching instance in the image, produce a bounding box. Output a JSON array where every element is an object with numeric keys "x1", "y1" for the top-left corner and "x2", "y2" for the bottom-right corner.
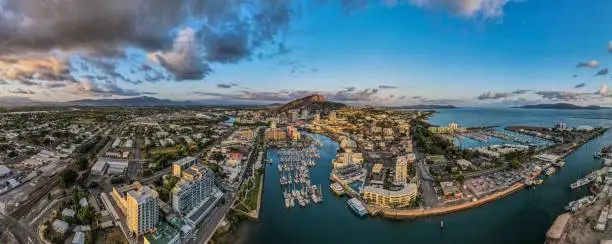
[{"x1": 375, "y1": 182, "x2": 526, "y2": 218}]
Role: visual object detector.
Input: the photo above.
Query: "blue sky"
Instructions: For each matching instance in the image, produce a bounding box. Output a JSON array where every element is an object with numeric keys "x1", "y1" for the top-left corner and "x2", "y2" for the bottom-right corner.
[{"x1": 2, "y1": 0, "x2": 612, "y2": 105}]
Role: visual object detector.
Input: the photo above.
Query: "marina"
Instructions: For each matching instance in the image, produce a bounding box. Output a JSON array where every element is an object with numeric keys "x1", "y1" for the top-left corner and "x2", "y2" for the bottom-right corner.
[
  {"x1": 276, "y1": 146, "x2": 324, "y2": 208},
  {"x1": 246, "y1": 109, "x2": 612, "y2": 244}
]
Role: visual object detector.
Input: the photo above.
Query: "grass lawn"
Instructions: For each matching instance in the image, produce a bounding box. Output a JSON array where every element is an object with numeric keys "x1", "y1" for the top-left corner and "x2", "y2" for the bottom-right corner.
[
  {"x1": 244, "y1": 173, "x2": 262, "y2": 209},
  {"x1": 150, "y1": 147, "x2": 179, "y2": 154}
]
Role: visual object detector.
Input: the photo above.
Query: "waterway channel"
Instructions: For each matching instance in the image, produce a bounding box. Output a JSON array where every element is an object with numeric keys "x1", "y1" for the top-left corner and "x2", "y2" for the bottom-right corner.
[{"x1": 241, "y1": 108, "x2": 612, "y2": 244}]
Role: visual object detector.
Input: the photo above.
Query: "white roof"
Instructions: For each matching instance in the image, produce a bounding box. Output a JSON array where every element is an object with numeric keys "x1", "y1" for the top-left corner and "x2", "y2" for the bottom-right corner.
[
  {"x1": 91, "y1": 160, "x2": 108, "y2": 173},
  {"x1": 72, "y1": 231, "x2": 85, "y2": 244},
  {"x1": 0, "y1": 165, "x2": 11, "y2": 176},
  {"x1": 53, "y1": 219, "x2": 69, "y2": 234},
  {"x1": 62, "y1": 208, "x2": 76, "y2": 217}
]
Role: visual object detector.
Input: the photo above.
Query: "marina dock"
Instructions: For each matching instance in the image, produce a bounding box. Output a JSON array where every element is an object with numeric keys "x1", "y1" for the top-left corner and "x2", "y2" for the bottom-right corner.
[{"x1": 276, "y1": 146, "x2": 324, "y2": 209}]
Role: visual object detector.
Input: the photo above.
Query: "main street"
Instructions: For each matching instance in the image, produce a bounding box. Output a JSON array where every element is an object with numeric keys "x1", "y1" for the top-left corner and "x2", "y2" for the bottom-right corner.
[{"x1": 414, "y1": 150, "x2": 439, "y2": 208}]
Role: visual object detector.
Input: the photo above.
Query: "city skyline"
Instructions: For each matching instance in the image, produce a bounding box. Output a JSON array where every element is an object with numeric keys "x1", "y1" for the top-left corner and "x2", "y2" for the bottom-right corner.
[{"x1": 2, "y1": 0, "x2": 612, "y2": 106}]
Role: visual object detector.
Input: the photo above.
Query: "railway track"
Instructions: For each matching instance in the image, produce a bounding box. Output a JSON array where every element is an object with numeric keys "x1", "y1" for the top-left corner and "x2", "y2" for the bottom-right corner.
[{"x1": 10, "y1": 176, "x2": 61, "y2": 220}]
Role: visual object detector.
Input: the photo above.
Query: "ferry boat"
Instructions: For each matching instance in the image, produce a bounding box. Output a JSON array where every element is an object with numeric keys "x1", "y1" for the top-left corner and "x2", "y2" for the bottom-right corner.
[
  {"x1": 545, "y1": 167, "x2": 556, "y2": 176},
  {"x1": 330, "y1": 183, "x2": 345, "y2": 196},
  {"x1": 570, "y1": 178, "x2": 592, "y2": 189},
  {"x1": 565, "y1": 195, "x2": 598, "y2": 212},
  {"x1": 347, "y1": 198, "x2": 368, "y2": 217}
]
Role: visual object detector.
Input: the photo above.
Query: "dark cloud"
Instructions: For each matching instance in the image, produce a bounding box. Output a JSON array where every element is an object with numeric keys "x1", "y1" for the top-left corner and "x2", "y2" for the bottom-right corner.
[
  {"x1": 217, "y1": 83, "x2": 238, "y2": 89},
  {"x1": 0, "y1": 0, "x2": 295, "y2": 82},
  {"x1": 329, "y1": 88, "x2": 379, "y2": 101},
  {"x1": 575, "y1": 83, "x2": 586, "y2": 88},
  {"x1": 576, "y1": 60, "x2": 599, "y2": 68},
  {"x1": 65, "y1": 80, "x2": 142, "y2": 97},
  {"x1": 8, "y1": 88, "x2": 36, "y2": 95},
  {"x1": 398, "y1": 96, "x2": 406, "y2": 99},
  {"x1": 511, "y1": 89, "x2": 531, "y2": 95},
  {"x1": 18, "y1": 79, "x2": 38, "y2": 86},
  {"x1": 0, "y1": 80, "x2": 8, "y2": 85},
  {"x1": 192, "y1": 90, "x2": 322, "y2": 102},
  {"x1": 193, "y1": 87, "x2": 379, "y2": 102},
  {"x1": 378, "y1": 85, "x2": 397, "y2": 89},
  {"x1": 477, "y1": 91, "x2": 511, "y2": 100},
  {"x1": 43, "y1": 82, "x2": 67, "y2": 89},
  {"x1": 572, "y1": 74, "x2": 578, "y2": 78},
  {"x1": 595, "y1": 68, "x2": 609, "y2": 76},
  {"x1": 609, "y1": 41, "x2": 612, "y2": 53},
  {"x1": 534, "y1": 91, "x2": 589, "y2": 101}
]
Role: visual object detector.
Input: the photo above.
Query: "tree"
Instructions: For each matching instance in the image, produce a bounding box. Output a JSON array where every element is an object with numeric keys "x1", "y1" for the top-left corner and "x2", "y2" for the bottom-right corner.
[
  {"x1": 76, "y1": 158, "x2": 89, "y2": 171},
  {"x1": 62, "y1": 170, "x2": 78, "y2": 186},
  {"x1": 211, "y1": 152, "x2": 225, "y2": 162}
]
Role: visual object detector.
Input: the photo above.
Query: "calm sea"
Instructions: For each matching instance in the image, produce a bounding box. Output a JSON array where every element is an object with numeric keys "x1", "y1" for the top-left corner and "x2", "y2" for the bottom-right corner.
[{"x1": 241, "y1": 108, "x2": 612, "y2": 244}]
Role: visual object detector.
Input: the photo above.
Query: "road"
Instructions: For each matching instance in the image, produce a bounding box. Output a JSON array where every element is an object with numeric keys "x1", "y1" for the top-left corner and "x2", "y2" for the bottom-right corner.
[
  {"x1": 414, "y1": 150, "x2": 439, "y2": 208},
  {"x1": 10, "y1": 175, "x2": 61, "y2": 219}
]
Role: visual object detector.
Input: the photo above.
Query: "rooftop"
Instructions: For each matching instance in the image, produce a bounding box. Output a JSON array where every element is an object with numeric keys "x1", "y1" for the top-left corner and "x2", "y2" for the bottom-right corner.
[
  {"x1": 127, "y1": 185, "x2": 159, "y2": 203},
  {"x1": 144, "y1": 222, "x2": 180, "y2": 244},
  {"x1": 363, "y1": 183, "x2": 417, "y2": 197}
]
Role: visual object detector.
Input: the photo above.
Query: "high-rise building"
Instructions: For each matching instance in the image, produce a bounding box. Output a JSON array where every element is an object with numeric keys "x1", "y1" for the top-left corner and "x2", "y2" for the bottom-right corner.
[
  {"x1": 329, "y1": 111, "x2": 337, "y2": 123},
  {"x1": 301, "y1": 109, "x2": 309, "y2": 120},
  {"x1": 171, "y1": 165, "x2": 214, "y2": 215},
  {"x1": 313, "y1": 113, "x2": 320, "y2": 123},
  {"x1": 126, "y1": 185, "x2": 159, "y2": 236},
  {"x1": 264, "y1": 128, "x2": 287, "y2": 141},
  {"x1": 395, "y1": 155, "x2": 408, "y2": 183},
  {"x1": 287, "y1": 126, "x2": 301, "y2": 141},
  {"x1": 172, "y1": 157, "x2": 198, "y2": 177}
]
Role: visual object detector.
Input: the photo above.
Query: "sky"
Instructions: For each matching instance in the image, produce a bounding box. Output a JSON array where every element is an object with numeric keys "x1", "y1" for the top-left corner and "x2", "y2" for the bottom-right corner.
[{"x1": 2, "y1": 0, "x2": 612, "y2": 106}]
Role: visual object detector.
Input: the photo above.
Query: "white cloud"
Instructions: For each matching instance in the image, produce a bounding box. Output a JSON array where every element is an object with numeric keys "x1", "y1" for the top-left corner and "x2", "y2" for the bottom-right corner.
[{"x1": 409, "y1": 0, "x2": 511, "y2": 18}]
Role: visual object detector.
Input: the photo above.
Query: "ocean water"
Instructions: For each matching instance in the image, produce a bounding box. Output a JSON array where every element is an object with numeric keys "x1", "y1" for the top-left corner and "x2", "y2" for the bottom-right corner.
[{"x1": 241, "y1": 108, "x2": 612, "y2": 244}]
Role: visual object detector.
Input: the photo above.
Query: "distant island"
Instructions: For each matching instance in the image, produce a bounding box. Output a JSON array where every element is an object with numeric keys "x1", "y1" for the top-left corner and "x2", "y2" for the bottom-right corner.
[
  {"x1": 515, "y1": 103, "x2": 609, "y2": 110},
  {"x1": 390, "y1": 105, "x2": 457, "y2": 109}
]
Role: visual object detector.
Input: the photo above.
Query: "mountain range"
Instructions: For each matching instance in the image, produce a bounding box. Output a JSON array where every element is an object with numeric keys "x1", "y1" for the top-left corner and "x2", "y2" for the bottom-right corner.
[{"x1": 515, "y1": 103, "x2": 610, "y2": 110}]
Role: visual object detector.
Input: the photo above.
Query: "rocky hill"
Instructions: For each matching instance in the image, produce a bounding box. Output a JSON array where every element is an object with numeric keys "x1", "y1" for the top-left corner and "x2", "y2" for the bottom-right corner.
[{"x1": 274, "y1": 94, "x2": 346, "y2": 113}]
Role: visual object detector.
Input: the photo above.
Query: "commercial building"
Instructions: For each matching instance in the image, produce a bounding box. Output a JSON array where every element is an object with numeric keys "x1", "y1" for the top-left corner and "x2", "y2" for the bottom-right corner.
[
  {"x1": 171, "y1": 165, "x2": 214, "y2": 216},
  {"x1": 287, "y1": 126, "x2": 301, "y2": 141},
  {"x1": 362, "y1": 183, "x2": 418, "y2": 208},
  {"x1": 172, "y1": 157, "x2": 198, "y2": 177},
  {"x1": 112, "y1": 182, "x2": 160, "y2": 236},
  {"x1": 264, "y1": 128, "x2": 287, "y2": 141},
  {"x1": 429, "y1": 122, "x2": 465, "y2": 134}
]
